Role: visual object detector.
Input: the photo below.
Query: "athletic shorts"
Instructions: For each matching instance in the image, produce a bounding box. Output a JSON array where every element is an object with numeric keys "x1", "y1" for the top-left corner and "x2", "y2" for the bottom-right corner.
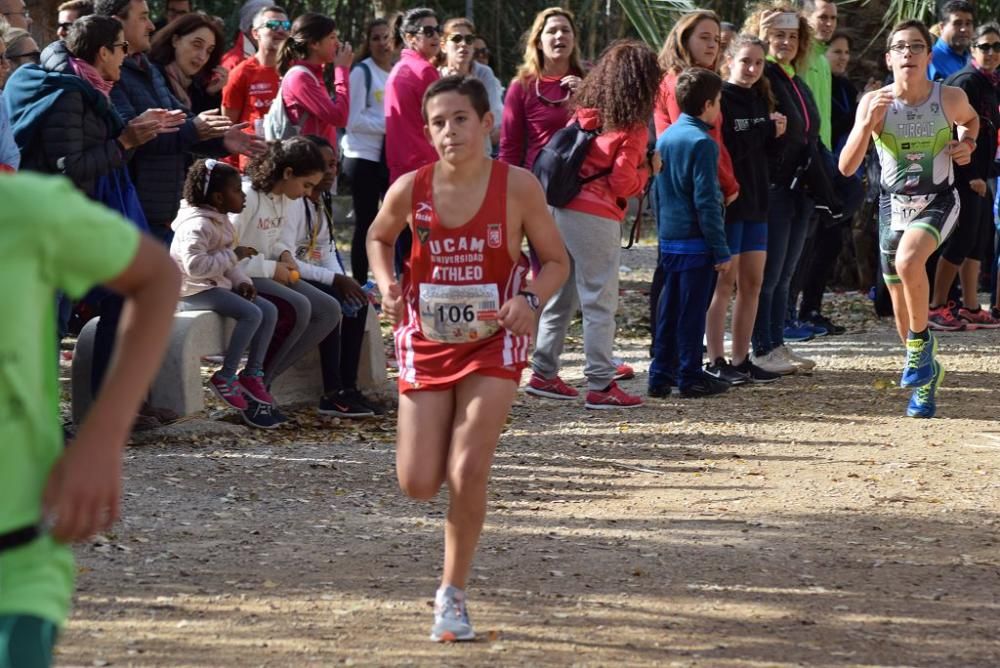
[
  {"x1": 397, "y1": 365, "x2": 524, "y2": 393},
  {"x1": 878, "y1": 189, "x2": 960, "y2": 283},
  {"x1": 726, "y1": 221, "x2": 768, "y2": 255}
]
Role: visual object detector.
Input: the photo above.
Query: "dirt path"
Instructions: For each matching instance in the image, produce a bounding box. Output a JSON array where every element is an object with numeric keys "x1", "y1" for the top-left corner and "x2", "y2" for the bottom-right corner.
[{"x1": 57, "y1": 246, "x2": 1000, "y2": 667}]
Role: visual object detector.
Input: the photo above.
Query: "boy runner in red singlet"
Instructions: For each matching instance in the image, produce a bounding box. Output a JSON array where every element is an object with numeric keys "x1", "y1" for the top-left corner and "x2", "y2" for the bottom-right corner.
[{"x1": 367, "y1": 75, "x2": 569, "y2": 642}]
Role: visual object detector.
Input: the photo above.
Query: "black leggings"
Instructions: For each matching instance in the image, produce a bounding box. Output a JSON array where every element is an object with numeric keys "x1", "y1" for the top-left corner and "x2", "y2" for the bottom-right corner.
[
  {"x1": 942, "y1": 180, "x2": 992, "y2": 265},
  {"x1": 343, "y1": 157, "x2": 389, "y2": 282},
  {"x1": 306, "y1": 279, "x2": 368, "y2": 392}
]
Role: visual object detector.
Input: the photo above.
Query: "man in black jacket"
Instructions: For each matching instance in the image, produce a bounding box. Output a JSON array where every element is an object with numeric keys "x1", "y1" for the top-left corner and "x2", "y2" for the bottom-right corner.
[{"x1": 95, "y1": 0, "x2": 263, "y2": 243}]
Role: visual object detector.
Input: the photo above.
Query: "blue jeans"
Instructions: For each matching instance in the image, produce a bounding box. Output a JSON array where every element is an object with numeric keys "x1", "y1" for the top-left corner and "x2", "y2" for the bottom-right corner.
[
  {"x1": 649, "y1": 255, "x2": 714, "y2": 391},
  {"x1": 753, "y1": 187, "x2": 812, "y2": 355}
]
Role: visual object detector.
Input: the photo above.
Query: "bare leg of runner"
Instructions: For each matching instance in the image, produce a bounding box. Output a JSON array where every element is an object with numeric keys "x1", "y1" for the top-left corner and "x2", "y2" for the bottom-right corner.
[
  {"x1": 894, "y1": 229, "x2": 939, "y2": 337},
  {"x1": 442, "y1": 374, "x2": 518, "y2": 589},
  {"x1": 396, "y1": 389, "x2": 454, "y2": 500}
]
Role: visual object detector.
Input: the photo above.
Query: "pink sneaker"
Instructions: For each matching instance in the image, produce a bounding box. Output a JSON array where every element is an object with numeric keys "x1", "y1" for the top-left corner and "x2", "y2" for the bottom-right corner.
[
  {"x1": 238, "y1": 370, "x2": 275, "y2": 405},
  {"x1": 957, "y1": 306, "x2": 1000, "y2": 330},
  {"x1": 585, "y1": 382, "x2": 643, "y2": 410},
  {"x1": 928, "y1": 303, "x2": 965, "y2": 331},
  {"x1": 524, "y1": 372, "x2": 579, "y2": 399},
  {"x1": 210, "y1": 371, "x2": 248, "y2": 410},
  {"x1": 613, "y1": 360, "x2": 635, "y2": 381}
]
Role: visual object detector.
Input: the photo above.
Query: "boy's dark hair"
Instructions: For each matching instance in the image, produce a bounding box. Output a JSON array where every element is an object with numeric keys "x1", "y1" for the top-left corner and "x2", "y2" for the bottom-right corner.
[
  {"x1": 246, "y1": 137, "x2": 326, "y2": 192},
  {"x1": 58, "y1": 0, "x2": 94, "y2": 15},
  {"x1": 422, "y1": 75, "x2": 490, "y2": 120},
  {"x1": 886, "y1": 19, "x2": 934, "y2": 52},
  {"x1": 94, "y1": 0, "x2": 134, "y2": 19},
  {"x1": 183, "y1": 159, "x2": 240, "y2": 207},
  {"x1": 65, "y1": 14, "x2": 122, "y2": 63},
  {"x1": 940, "y1": 0, "x2": 974, "y2": 23},
  {"x1": 675, "y1": 67, "x2": 722, "y2": 117}
]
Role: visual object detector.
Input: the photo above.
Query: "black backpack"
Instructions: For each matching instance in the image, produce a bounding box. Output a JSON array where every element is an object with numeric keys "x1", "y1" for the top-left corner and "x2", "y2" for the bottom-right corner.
[{"x1": 531, "y1": 121, "x2": 613, "y2": 207}]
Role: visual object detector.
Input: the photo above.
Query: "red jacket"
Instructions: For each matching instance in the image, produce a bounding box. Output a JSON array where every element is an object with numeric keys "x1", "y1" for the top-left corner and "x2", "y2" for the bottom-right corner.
[
  {"x1": 563, "y1": 108, "x2": 650, "y2": 222},
  {"x1": 654, "y1": 71, "x2": 738, "y2": 200}
]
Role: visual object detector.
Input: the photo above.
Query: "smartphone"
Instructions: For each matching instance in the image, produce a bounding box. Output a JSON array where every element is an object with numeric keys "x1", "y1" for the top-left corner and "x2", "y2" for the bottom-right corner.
[{"x1": 774, "y1": 12, "x2": 799, "y2": 29}]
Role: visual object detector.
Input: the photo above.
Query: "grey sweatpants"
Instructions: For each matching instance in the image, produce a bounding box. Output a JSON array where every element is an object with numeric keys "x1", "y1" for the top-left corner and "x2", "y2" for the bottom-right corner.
[
  {"x1": 253, "y1": 278, "x2": 341, "y2": 385},
  {"x1": 178, "y1": 288, "x2": 277, "y2": 378},
  {"x1": 532, "y1": 207, "x2": 622, "y2": 390}
]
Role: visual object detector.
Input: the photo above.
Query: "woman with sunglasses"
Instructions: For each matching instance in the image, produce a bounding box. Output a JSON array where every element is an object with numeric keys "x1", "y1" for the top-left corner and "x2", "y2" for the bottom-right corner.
[
  {"x1": 498, "y1": 6, "x2": 584, "y2": 171},
  {"x1": 274, "y1": 12, "x2": 353, "y2": 147},
  {"x1": 929, "y1": 23, "x2": 1000, "y2": 329},
  {"x1": 437, "y1": 18, "x2": 503, "y2": 152},
  {"x1": 148, "y1": 13, "x2": 227, "y2": 115},
  {"x1": 342, "y1": 18, "x2": 393, "y2": 281},
  {"x1": 385, "y1": 7, "x2": 441, "y2": 184}
]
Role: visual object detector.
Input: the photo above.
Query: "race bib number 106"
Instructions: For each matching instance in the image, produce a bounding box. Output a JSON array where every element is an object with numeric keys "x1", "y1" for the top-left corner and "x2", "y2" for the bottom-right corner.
[{"x1": 418, "y1": 283, "x2": 501, "y2": 343}]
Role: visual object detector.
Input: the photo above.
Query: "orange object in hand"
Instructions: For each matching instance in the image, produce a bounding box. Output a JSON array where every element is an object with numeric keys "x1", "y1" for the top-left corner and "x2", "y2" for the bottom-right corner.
[{"x1": 289, "y1": 270, "x2": 300, "y2": 283}]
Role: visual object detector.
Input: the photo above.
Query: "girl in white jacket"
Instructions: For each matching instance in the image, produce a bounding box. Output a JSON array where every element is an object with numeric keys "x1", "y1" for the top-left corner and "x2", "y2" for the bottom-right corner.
[
  {"x1": 231, "y1": 137, "x2": 343, "y2": 416},
  {"x1": 280, "y1": 135, "x2": 379, "y2": 417},
  {"x1": 170, "y1": 160, "x2": 280, "y2": 428}
]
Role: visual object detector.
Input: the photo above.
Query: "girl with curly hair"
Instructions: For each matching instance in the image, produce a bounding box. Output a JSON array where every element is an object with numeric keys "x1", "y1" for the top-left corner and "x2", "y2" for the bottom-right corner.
[
  {"x1": 231, "y1": 137, "x2": 342, "y2": 422},
  {"x1": 648, "y1": 10, "x2": 739, "y2": 350},
  {"x1": 525, "y1": 40, "x2": 662, "y2": 409},
  {"x1": 170, "y1": 159, "x2": 279, "y2": 427},
  {"x1": 498, "y1": 6, "x2": 584, "y2": 171}
]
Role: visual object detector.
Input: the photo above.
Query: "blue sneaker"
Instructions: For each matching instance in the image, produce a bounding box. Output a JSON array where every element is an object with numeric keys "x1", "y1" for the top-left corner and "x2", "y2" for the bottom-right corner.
[
  {"x1": 800, "y1": 320, "x2": 829, "y2": 337},
  {"x1": 907, "y1": 361, "x2": 944, "y2": 418},
  {"x1": 900, "y1": 333, "x2": 937, "y2": 388},
  {"x1": 783, "y1": 321, "x2": 815, "y2": 342}
]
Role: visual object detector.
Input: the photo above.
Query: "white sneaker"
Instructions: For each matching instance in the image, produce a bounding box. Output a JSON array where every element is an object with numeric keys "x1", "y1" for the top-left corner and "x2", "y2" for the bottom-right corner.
[
  {"x1": 778, "y1": 344, "x2": 816, "y2": 371},
  {"x1": 429, "y1": 585, "x2": 475, "y2": 642},
  {"x1": 751, "y1": 349, "x2": 797, "y2": 376}
]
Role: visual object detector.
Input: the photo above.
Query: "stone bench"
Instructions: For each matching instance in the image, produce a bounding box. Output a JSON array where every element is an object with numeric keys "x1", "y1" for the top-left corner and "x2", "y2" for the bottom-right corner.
[{"x1": 71, "y1": 307, "x2": 388, "y2": 424}]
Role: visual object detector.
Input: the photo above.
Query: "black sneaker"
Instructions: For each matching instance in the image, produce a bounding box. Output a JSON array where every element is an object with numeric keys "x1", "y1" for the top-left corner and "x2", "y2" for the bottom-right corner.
[
  {"x1": 733, "y1": 357, "x2": 781, "y2": 384},
  {"x1": 319, "y1": 390, "x2": 376, "y2": 418},
  {"x1": 679, "y1": 373, "x2": 730, "y2": 398},
  {"x1": 242, "y1": 401, "x2": 281, "y2": 429},
  {"x1": 803, "y1": 310, "x2": 846, "y2": 335},
  {"x1": 343, "y1": 388, "x2": 387, "y2": 415},
  {"x1": 705, "y1": 357, "x2": 750, "y2": 386},
  {"x1": 647, "y1": 384, "x2": 672, "y2": 398}
]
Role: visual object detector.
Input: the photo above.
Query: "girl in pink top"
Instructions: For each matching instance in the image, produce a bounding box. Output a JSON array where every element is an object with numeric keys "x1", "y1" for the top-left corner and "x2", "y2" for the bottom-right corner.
[
  {"x1": 277, "y1": 13, "x2": 354, "y2": 147},
  {"x1": 498, "y1": 7, "x2": 584, "y2": 170},
  {"x1": 384, "y1": 8, "x2": 441, "y2": 184}
]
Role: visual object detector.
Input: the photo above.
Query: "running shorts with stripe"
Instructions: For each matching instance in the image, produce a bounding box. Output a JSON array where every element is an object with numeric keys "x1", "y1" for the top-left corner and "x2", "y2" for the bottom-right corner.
[{"x1": 878, "y1": 189, "x2": 960, "y2": 283}]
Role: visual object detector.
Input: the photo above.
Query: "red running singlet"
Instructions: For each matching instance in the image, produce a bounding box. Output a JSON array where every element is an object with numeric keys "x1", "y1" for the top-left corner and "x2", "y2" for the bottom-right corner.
[{"x1": 395, "y1": 160, "x2": 531, "y2": 392}]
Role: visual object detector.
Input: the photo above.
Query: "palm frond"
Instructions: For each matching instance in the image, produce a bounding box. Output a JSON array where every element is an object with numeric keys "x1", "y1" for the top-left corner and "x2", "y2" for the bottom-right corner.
[{"x1": 616, "y1": 0, "x2": 700, "y2": 47}]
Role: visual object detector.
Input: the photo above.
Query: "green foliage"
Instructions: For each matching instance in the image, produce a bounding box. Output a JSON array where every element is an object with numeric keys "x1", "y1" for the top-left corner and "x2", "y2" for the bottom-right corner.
[{"x1": 615, "y1": 0, "x2": 698, "y2": 46}]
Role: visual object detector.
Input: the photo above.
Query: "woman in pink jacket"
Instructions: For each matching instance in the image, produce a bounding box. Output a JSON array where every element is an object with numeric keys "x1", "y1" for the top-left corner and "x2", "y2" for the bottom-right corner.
[
  {"x1": 276, "y1": 13, "x2": 353, "y2": 147},
  {"x1": 525, "y1": 41, "x2": 662, "y2": 410},
  {"x1": 384, "y1": 7, "x2": 441, "y2": 184},
  {"x1": 498, "y1": 6, "x2": 584, "y2": 171}
]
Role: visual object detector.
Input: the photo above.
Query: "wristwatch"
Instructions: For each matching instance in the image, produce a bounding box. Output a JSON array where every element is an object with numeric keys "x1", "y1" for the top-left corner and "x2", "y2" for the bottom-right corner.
[{"x1": 518, "y1": 290, "x2": 540, "y2": 311}]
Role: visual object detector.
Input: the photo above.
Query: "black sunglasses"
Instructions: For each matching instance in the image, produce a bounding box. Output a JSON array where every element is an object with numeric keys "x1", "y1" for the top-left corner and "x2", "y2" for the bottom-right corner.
[
  {"x1": 409, "y1": 25, "x2": 442, "y2": 38},
  {"x1": 474, "y1": 47, "x2": 490, "y2": 58},
  {"x1": 448, "y1": 33, "x2": 476, "y2": 45},
  {"x1": 974, "y1": 42, "x2": 1000, "y2": 53},
  {"x1": 58, "y1": 21, "x2": 73, "y2": 31},
  {"x1": 110, "y1": 40, "x2": 129, "y2": 54}
]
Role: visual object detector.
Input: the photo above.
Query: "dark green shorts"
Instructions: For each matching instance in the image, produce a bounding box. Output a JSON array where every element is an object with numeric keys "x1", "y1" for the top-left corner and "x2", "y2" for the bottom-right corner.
[{"x1": 0, "y1": 616, "x2": 57, "y2": 668}]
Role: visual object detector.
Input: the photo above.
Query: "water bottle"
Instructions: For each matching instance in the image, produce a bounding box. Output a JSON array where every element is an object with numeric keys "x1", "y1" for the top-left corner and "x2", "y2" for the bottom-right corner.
[{"x1": 343, "y1": 280, "x2": 377, "y2": 317}]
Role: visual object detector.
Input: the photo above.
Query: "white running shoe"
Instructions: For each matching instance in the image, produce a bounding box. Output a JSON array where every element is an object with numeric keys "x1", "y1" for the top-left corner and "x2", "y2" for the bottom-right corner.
[
  {"x1": 430, "y1": 585, "x2": 475, "y2": 642},
  {"x1": 778, "y1": 344, "x2": 816, "y2": 371},
  {"x1": 751, "y1": 349, "x2": 797, "y2": 376}
]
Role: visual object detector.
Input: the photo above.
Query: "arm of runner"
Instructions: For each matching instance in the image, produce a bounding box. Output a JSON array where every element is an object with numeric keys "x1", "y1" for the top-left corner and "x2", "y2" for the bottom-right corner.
[
  {"x1": 839, "y1": 87, "x2": 892, "y2": 176},
  {"x1": 367, "y1": 173, "x2": 415, "y2": 326},
  {"x1": 942, "y1": 85, "x2": 979, "y2": 166},
  {"x1": 499, "y1": 167, "x2": 569, "y2": 335}
]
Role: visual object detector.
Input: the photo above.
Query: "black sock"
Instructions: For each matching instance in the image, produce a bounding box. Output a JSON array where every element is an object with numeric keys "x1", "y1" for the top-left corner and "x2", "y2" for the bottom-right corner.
[
  {"x1": 908, "y1": 328, "x2": 930, "y2": 341},
  {"x1": 966, "y1": 306, "x2": 981, "y2": 314}
]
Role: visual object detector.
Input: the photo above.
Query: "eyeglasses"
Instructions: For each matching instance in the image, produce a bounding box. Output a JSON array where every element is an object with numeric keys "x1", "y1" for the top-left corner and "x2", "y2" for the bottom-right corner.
[
  {"x1": 57, "y1": 21, "x2": 73, "y2": 31},
  {"x1": 110, "y1": 40, "x2": 129, "y2": 54},
  {"x1": 261, "y1": 19, "x2": 291, "y2": 31},
  {"x1": 535, "y1": 78, "x2": 571, "y2": 106},
  {"x1": 974, "y1": 42, "x2": 1000, "y2": 53},
  {"x1": 447, "y1": 33, "x2": 476, "y2": 45},
  {"x1": 2, "y1": 9, "x2": 29, "y2": 19},
  {"x1": 8, "y1": 50, "x2": 40, "y2": 63},
  {"x1": 888, "y1": 42, "x2": 927, "y2": 54},
  {"x1": 408, "y1": 25, "x2": 442, "y2": 38}
]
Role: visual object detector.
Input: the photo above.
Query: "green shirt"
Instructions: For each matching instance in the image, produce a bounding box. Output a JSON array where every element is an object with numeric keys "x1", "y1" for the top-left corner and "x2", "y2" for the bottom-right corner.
[
  {"x1": 802, "y1": 40, "x2": 832, "y2": 149},
  {"x1": 0, "y1": 173, "x2": 140, "y2": 626}
]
